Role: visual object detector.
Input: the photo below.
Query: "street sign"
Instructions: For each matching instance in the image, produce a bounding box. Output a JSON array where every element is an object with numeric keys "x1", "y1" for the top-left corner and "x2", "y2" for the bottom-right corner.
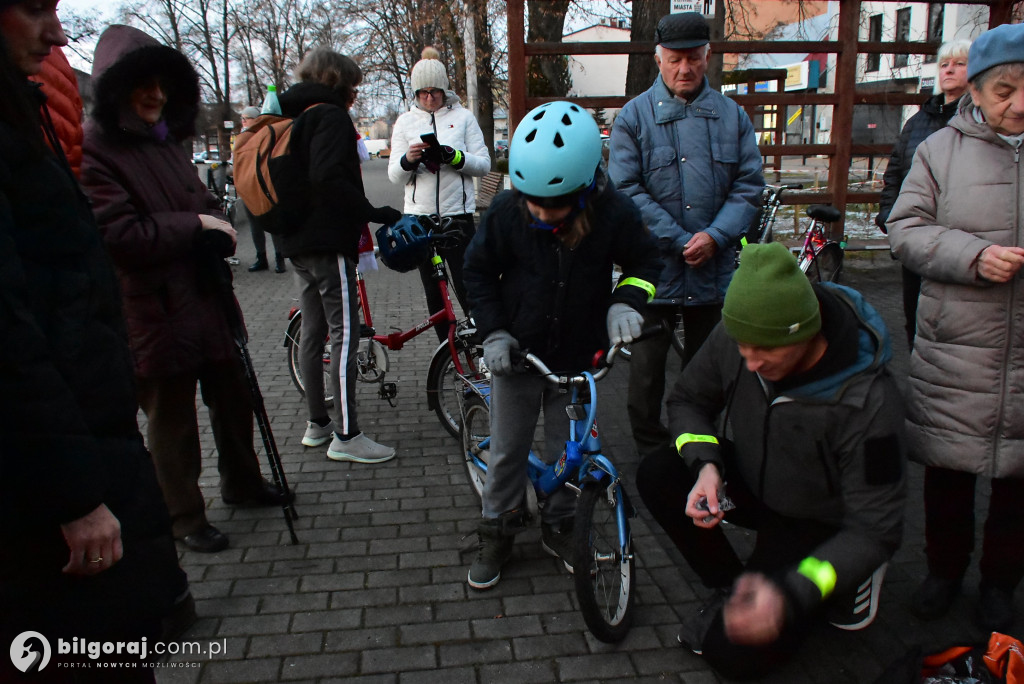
[{"x1": 671, "y1": 0, "x2": 715, "y2": 18}]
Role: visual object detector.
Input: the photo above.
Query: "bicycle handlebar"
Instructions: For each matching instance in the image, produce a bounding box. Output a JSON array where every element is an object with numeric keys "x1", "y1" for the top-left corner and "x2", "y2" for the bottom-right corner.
[{"x1": 514, "y1": 321, "x2": 669, "y2": 386}]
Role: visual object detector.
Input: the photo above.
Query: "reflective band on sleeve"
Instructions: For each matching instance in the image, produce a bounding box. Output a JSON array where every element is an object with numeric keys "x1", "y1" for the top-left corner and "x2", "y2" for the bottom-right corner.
[
  {"x1": 451, "y1": 150, "x2": 463, "y2": 166},
  {"x1": 617, "y1": 277, "x2": 656, "y2": 303},
  {"x1": 797, "y1": 557, "x2": 837, "y2": 599},
  {"x1": 740, "y1": 236, "x2": 748, "y2": 247},
  {"x1": 431, "y1": 254, "x2": 442, "y2": 265},
  {"x1": 675, "y1": 433, "x2": 719, "y2": 452}
]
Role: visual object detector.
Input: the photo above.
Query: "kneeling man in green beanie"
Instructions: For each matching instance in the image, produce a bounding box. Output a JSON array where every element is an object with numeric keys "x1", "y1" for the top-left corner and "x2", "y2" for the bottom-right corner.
[{"x1": 636, "y1": 242, "x2": 906, "y2": 679}]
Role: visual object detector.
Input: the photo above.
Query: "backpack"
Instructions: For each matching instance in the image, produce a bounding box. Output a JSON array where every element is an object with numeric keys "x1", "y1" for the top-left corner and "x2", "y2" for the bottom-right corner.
[{"x1": 232, "y1": 106, "x2": 318, "y2": 235}]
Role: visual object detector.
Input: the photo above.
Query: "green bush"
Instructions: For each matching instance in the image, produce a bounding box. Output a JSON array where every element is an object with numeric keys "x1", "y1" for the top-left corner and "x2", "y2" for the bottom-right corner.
[{"x1": 496, "y1": 158, "x2": 509, "y2": 174}]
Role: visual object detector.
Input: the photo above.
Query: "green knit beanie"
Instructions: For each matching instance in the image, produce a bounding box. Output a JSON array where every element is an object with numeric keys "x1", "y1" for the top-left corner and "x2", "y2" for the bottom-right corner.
[{"x1": 722, "y1": 242, "x2": 821, "y2": 346}]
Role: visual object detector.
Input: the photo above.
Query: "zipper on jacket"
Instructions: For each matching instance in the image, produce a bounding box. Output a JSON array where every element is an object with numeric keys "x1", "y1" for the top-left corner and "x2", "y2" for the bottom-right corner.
[{"x1": 993, "y1": 142, "x2": 1022, "y2": 471}]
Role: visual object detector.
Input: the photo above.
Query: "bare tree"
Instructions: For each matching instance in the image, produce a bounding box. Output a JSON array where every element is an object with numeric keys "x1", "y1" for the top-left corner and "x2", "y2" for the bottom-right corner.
[{"x1": 625, "y1": 0, "x2": 669, "y2": 97}]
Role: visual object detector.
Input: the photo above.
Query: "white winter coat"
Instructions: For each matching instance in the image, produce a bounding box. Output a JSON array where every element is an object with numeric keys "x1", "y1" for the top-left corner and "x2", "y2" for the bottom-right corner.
[{"x1": 387, "y1": 94, "x2": 490, "y2": 216}]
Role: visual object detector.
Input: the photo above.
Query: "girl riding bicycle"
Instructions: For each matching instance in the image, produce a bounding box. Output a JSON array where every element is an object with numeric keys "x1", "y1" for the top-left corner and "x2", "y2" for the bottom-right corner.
[{"x1": 462, "y1": 101, "x2": 662, "y2": 589}]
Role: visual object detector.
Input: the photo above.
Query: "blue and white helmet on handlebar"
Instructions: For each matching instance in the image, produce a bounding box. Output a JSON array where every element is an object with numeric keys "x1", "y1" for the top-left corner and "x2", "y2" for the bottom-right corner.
[
  {"x1": 509, "y1": 101, "x2": 602, "y2": 205},
  {"x1": 376, "y1": 215, "x2": 431, "y2": 273}
]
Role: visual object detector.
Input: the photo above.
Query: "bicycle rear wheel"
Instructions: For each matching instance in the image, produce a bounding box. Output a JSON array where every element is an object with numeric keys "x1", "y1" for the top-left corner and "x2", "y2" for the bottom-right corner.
[
  {"x1": 427, "y1": 337, "x2": 485, "y2": 438},
  {"x1": 574, "y1": 482, "x2": 635, "y2": 643},
  {"x1": 801, "y1": 242, "x2": 844, "y2": 284},
  {"x1": 461, "y1": 394, "x2": 490, "y2": 501},
  {"x1": 286, "y1": 316, "x2": 334, "y2": 408}
]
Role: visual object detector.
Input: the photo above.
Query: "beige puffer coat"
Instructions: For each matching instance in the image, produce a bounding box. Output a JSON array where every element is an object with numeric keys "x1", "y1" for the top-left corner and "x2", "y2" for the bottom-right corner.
[{"x1": 887, "y1": 99, "x2": 1024, "y2": 478}]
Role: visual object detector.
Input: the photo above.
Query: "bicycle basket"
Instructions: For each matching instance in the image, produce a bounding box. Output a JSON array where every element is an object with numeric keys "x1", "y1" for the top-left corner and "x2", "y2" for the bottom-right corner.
[{"x1": 376, "y1": 215, "x2": 432, "y2": 273}]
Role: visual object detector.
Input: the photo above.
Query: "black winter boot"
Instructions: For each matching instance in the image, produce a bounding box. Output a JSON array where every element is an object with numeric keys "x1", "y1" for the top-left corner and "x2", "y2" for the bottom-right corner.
[
  {"x1": 248, "y1": 253, "x2": 268, "y2": 272},
  {"x1": 274, "y1": 254, "x2": 286, "y2": 273},
  {"x1": 468, "y1": 516, "x2": 517, "y2": 590}
]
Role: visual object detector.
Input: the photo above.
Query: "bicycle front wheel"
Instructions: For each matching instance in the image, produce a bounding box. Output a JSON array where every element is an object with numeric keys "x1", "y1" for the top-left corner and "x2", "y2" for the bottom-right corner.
[
  {"x1": 801, "y1": 242, "x2": 844, "y2": 284},
  {"x1": 574, "y1": 482, "x2": 635, "y2": 643},
  {"x1": 461, "y1": 394, "x2": 490, "y2": 501},
  {"x1": 427, "y1": 338, "x2": 485, "y2": 439}
]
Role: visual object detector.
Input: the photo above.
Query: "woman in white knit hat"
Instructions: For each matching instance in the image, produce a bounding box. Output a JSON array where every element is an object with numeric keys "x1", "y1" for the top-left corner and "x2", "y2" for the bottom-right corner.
[{"x1": 388, "y1": 46, "x2": 490, "y2": 339}]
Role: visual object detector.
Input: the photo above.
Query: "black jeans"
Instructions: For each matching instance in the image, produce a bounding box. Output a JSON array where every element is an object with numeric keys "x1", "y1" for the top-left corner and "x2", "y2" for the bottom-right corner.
[
  {"x1": 636, "y1": 445, "x2": 838, "y2": 679},
  {"x1": 923, "y1": 466, "x2": 1024, "y2": 591},
  {"x1": 418, "y1": 213, "x2": 474, "y2": 343},
  {"x1": 626, "y1": 304, "x2": 721, "y2": 457}
]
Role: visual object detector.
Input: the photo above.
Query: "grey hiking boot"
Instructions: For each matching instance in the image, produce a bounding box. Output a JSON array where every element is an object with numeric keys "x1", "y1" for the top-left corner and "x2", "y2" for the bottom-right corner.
[
  {"x1": 541, "y1": 518, "x2": 575, "y2": 573},
  {"x1": 468, "y1": 517, "x2": 515, "y2": 590}
]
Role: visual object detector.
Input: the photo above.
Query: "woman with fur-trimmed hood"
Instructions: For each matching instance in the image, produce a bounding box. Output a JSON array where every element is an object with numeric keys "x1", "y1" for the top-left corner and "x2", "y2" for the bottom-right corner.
[{"x1": 80, "y1": 25, "x2": 289, "y2": 555}]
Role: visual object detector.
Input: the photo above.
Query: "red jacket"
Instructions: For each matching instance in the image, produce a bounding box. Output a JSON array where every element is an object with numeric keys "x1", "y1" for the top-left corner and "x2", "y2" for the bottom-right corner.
[{"x1": 29, "y1": 47, "x2": 84, "y2": 177}]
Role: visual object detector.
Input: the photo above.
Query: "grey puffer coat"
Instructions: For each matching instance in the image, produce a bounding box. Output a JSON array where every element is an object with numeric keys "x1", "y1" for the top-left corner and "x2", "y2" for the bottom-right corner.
[{"x1": 887, "y1": 99, "x2": 1024, "y2": 478}]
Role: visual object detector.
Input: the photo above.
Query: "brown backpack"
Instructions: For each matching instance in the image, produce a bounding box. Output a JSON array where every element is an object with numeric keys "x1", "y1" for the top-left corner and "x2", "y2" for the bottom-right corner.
[{"x1": 232, "y1": 106, "x2": 317, "y2": 235}]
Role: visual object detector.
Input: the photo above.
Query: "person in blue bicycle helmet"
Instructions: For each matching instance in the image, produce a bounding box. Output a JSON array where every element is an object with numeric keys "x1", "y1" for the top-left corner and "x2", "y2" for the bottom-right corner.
[{"x1": 462, "y1": 101, "x2": 662, "y2": 590}]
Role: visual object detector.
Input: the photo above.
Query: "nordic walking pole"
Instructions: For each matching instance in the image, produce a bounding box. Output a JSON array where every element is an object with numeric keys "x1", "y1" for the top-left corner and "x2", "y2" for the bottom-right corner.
[{"x1": 200, "y1": 233, "x2": 299, "y2": 544}]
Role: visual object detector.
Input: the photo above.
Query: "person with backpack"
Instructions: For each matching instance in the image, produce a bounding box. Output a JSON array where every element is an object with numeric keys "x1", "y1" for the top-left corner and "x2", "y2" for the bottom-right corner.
[
  {"x1": 236, "y1": 105, "x2": 286, "y2": 273},
  {"x1": 462, "y1": 101, "x2": 661, "y2": 589},
  {"x1": 276, "y1": 47, "x2": 402, "y2": 464},
  {"x1": 388, "y1": 46, "x2": 490, "y2": 340},
  {"x1": 80, "y1": 25, "x2": 290, "y2": 555}
]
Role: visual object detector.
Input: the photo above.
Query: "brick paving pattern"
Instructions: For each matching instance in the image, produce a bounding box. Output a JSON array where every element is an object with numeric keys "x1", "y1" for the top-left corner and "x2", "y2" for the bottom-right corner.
[{"x1": 155, "y1": 195, "x2": 1020, "y2": 683}]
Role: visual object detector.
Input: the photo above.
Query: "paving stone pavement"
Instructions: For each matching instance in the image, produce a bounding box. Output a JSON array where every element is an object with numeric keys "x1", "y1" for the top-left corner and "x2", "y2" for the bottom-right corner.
[{"x1": 154, "y1": 219, "x2": 1022, "y2": 683}]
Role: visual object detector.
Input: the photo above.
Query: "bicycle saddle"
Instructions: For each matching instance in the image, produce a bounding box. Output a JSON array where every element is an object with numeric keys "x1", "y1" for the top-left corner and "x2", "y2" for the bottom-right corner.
[{"x1": 806, "y1": 205, "x2": 842, "y2": 223}]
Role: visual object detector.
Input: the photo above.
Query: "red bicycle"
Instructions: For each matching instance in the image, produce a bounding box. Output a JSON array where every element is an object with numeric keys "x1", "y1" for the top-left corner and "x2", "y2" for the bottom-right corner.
[{"x1": 283, "y1": 216, "x2": 486, "y2": 438}]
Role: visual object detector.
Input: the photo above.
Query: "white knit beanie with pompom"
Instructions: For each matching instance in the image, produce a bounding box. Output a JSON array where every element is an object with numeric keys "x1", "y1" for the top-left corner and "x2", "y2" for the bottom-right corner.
[{"x1": 410, "y1": 46, "x2": 449, "y2": 93}]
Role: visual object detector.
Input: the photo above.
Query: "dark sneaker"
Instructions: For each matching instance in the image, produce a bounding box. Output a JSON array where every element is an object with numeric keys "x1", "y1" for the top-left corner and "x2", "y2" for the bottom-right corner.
[
  {"x1": 468, "y1": 518, "x2": 515, "y2": 590},
  {"x1": 181, "y1": 525, "x2": 228, "y2": 553},
  {"x1": 828, "y1": 562, "x2": 887, "y2": 631},
  {"x1": 248, "y1": 256, "x2": 268, "y2": 272},
  {"x1": 910, "y1": 573, "x2": 962, "y2": 621},
  {"x1": 976, "y1": 583, "x2": 1014, "y2": 633},
  {"x1": 541, "y1": 518, "x2": 575, "y2": 573},
  {"x1": 677, "y1": 588, "x2": 729, "y2": 655}
]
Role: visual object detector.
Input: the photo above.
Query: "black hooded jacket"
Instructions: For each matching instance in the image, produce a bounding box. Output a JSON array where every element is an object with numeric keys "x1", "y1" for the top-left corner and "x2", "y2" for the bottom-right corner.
[{"x1": 277, "y1": 82, "x2": 394, "y2": 261}]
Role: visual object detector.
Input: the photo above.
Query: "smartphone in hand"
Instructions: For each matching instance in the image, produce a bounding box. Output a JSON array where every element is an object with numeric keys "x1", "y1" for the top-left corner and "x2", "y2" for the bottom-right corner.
[{"x1": 420, "y1": 132, "x2": 441, "y2": 149}]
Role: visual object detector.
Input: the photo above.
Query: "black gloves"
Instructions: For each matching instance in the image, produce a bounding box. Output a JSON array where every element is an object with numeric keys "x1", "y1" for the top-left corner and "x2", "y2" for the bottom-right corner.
[
  {"x1": 440, "y1": 145, "x2": 465, "y2": 170},
  {"x1": 370, "y1": 206, "x2": 403, "y2": 226}
]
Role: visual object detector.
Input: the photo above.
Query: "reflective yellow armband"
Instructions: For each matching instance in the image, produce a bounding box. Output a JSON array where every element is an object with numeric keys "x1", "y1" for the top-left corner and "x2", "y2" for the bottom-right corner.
[
  {"x1": 675, "y1": 433, "x2": 719, "y2": 453},
  {"x1": 797, "y1": 557, "x2": 837, "y2": 599},
  {"x1": 616, "y1": 277, "x2": 656, "y2": 303}
]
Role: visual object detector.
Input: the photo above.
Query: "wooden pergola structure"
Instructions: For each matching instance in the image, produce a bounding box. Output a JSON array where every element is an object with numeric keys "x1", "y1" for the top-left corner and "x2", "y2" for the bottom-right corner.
[{"x1": 507, "y1": 0, "x2": 1018, "y2": 233}]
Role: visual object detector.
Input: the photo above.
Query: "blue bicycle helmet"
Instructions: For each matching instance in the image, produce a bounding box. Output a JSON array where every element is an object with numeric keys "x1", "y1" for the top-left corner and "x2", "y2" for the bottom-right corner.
[
  {"x1": 376, "y1": 215, "x2": 431, "y2": 273},
  {"x1": 508, "y1": 101, "x2": 602, "y2": 202}
]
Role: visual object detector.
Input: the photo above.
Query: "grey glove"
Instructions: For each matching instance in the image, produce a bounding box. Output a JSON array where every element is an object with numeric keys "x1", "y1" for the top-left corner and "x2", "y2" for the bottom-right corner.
[
  {"x1": 483, "y1": 330, "x2": 518, "y2": 377},
  {"x1": 607, "y1": 303, "x2": 643, "y2": 346}
]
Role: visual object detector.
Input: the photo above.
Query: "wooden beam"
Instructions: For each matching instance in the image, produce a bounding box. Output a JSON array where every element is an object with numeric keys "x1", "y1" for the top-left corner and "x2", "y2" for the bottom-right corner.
[
  {"x1": 507, "y1": 0, "x2": 526, "y2": 137},
  {"x1": 829, "y1": 0, "x2": 860, "y2": 236}
]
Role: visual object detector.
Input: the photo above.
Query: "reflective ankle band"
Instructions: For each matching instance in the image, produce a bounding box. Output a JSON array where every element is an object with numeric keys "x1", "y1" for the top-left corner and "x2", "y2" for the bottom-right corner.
[
  {"x1": 797, "y1": 557, "x2": 837, "y2": 599},
  {"x1": 617, "y1": 277, "x2": 656, "y2": 303},
  {"x1": 675, "y1": 433, "x2": 719, "y2": 453}
]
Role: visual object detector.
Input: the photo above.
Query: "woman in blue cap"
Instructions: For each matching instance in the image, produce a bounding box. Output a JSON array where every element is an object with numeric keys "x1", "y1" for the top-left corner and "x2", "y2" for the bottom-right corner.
[
  {"x1": 888, "y1": 21, "x2": 1024, "y2": 632},
  {"x1": 462, "y1": 102, "x2": 662, "y2": 589}
]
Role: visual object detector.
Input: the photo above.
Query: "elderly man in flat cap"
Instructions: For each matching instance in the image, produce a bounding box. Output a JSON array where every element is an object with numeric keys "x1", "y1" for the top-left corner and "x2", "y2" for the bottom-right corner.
[{"x1": 608, "y1": 12, "x2": 764, "y2": 463}]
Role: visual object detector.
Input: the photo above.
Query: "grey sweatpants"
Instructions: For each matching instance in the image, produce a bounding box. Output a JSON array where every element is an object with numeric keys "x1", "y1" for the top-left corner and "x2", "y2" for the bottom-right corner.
[
  {"x1": 291, "y1": 252, "x2": 360, "y2": 435},
  {"x1": 481, "y1": 373, "x2": 577, "y2": 523}
]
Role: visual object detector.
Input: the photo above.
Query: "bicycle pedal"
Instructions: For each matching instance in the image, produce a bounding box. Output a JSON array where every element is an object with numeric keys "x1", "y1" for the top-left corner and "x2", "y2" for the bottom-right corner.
[{"x1": 380, "y1": 382, "x2": 398, "y2": 404}]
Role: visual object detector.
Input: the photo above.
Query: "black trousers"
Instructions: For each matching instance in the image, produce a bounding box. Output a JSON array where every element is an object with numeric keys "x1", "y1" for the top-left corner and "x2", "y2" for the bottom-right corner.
[
  {"x1": 636, "y1": 445, "x2": 838, "y2": 679},
  {"x1": 901, "y1": 265, "x2": 921, "y2": 348},
  {"x1": 923, "y1": 466, "x2": 1024, "y2": 591}
]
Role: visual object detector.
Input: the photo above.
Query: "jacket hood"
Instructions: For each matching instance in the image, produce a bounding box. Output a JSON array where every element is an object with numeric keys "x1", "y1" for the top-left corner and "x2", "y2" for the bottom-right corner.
[
  {"x1": 785, "y1": 283, "x2": 892, "y2": 401},
  {"x1": 950, "y1": 97, "x2": 1024, "y2": 147},
  {"x1": 90, "y1": 25, "x2": 200, "y2": 141},
  {"x1": 279, "y1": 81, "x2": 349, "y2": 117}
]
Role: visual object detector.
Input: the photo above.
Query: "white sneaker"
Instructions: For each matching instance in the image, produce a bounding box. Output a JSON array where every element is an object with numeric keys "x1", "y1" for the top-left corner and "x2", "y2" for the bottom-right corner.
[
  {"x1": 302, "y1": 420, "x2": 335, "y2": 447},
  {"x1": 327, "y1": 433, "x2": 396, "y2": 464}
]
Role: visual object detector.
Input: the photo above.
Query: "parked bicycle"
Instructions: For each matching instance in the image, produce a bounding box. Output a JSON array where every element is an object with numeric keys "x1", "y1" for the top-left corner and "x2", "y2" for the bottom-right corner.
[
  {"x1": 749, "y1": 183, "x2": 846, "y2": 283},
  {"x1": 283, "y1": 215, "x2": 485, "y2": 438},
  {"x1": 460, "y1": 328, "x2": 665, "y2": 643}
]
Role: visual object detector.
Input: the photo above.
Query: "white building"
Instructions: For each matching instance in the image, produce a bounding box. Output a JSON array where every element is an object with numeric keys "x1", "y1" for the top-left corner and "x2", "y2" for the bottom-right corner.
[{"x1": 564, "y1": 19, "x2": 631, "y2": 121}]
